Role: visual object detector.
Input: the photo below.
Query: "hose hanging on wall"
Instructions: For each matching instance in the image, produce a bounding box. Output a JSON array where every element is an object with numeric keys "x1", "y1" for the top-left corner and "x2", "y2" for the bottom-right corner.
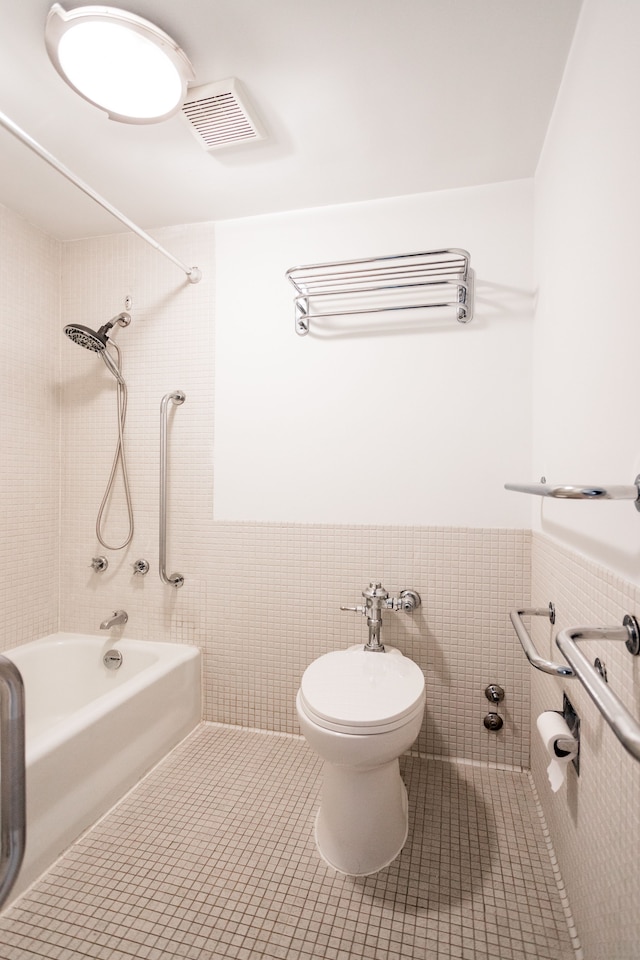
[{"x1": 64, "y1": 313, "x2": 134, "y2": 550}]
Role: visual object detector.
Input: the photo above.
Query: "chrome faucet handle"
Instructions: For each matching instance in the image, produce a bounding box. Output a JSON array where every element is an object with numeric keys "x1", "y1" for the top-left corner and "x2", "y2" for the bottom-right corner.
[{"x1": 90, "y1": 556, "x2": 108, "y2": 572}]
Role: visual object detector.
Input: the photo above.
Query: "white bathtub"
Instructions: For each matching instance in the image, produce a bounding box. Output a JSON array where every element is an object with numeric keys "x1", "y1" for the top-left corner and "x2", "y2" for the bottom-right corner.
[{"x1": 2, "y1": 632, "x2": 201, "y2": 904}]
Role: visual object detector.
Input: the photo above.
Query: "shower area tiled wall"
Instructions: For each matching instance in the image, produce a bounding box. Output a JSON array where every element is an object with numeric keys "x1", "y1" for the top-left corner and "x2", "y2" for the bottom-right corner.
[{"x1": 0, "y1": 203, "x2": 59, "y2": 650}]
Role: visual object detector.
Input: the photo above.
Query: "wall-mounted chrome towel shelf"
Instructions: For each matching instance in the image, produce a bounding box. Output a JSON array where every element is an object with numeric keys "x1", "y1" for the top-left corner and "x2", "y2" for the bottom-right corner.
[
  {"x1": 556, "y1": 618, "x2": 640, "y2": 763},
  {"x1": 286, "y1": 248, "x2": 474, "y2": 336},
  {"x1": 505, "y1": 476, "x2": 640, "y2": 511}
]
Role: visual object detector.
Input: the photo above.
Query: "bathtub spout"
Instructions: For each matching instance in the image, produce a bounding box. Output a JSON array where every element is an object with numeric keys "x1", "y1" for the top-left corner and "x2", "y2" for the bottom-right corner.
[{"x1": 100, "y1": 610, "x2": 128, "y2": 630}]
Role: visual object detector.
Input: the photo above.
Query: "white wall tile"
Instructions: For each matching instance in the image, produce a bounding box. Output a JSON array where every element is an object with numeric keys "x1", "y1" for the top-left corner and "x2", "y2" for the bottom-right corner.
[
  {"x1": 0, "y1": 204, "x2": 60, "y2": 650},
  {"x1": 531, "y1": 533, "x2": 640, "y2": 959}
]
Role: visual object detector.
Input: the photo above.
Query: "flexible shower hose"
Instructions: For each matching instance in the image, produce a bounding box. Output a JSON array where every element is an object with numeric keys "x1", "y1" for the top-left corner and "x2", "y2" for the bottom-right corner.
[{"x1": 96, "y1": 341, "x2": 134, "y2": 549}]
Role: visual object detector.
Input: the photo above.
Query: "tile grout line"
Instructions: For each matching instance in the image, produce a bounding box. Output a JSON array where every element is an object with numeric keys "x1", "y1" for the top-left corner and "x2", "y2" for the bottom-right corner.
[{"x1": 527, "y1": 769, "x2": 584, "y2": 960}]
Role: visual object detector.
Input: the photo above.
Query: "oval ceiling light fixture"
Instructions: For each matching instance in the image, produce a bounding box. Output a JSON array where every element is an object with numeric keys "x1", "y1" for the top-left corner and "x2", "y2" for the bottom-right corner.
[{"x1": 45, "y1": 3, "x2": 195, "y2": 124}]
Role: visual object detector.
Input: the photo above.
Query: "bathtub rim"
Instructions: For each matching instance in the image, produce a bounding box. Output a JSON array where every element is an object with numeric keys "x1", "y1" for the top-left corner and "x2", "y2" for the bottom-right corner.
[{"x1": 2, "y1": 632, "x2": 201, "y2": 765}]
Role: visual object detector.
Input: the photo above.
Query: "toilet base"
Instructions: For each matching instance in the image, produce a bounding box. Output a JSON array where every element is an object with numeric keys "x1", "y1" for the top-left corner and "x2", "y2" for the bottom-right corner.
[{"x1": 314, "y1": 758, "x2": 408, "y2": 875}]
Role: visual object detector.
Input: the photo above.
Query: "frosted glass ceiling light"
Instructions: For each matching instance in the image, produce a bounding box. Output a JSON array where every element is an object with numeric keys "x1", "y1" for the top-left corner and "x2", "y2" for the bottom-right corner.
[{"x1": 45, "y1": 3, "x2": 195, "y2": 123}]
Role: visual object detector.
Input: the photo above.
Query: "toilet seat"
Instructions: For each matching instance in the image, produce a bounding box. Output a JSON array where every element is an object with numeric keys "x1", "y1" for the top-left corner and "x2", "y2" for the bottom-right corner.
[{"x1": 299, "y1": 646, "x2": 425, "y2": 736}]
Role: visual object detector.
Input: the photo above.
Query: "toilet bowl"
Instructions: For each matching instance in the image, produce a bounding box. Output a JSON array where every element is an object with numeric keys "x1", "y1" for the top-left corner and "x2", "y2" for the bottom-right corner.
[{"x1": 296, "y1": 645, "x2": 425, "y2": 876}]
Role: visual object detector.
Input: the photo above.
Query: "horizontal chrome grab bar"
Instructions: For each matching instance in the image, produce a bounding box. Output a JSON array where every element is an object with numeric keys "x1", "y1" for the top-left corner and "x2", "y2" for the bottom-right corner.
[
  {"x1": 505, "y1": 478, "x2": 640, "y2": 511},
  {"x1": 556, "y1": 618, "x2": 640, "y2": 762},
  {"x1": 0, "y1": 655, "x2": 26, "y2": 909},
  {"x1": 510, "y1": 605, "x2": 575, "y2": 677}
]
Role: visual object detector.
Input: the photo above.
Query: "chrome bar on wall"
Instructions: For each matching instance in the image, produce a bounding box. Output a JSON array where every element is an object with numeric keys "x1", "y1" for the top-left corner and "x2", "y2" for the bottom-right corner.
[
  {"x1": 0, "y1": 656, "x2": 26, "y2": 909},
  {"x1": 0, "y1": 109, "x2": 201, "y2": 285},
  {"x1": 510, "y1": 605, "x2": 575, "y2": 677},
  {"x1": 286, "y1": 248, "x2": 474, "y2": 335},
  {"x1": 159, "y1": 391, "x2": 186, "y2": 589},
  {"x1": 505, "y1": 477, "x2": 640, "y2": 511},
  {"x1": 556, "y1": 618, "x2": 640, "y2": 763}
]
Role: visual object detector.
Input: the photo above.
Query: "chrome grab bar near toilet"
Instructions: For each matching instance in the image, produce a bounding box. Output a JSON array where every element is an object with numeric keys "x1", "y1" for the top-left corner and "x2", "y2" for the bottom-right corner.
[
  {"x1": 159, "y1": 391, "x2": 186, "y2": 588},
  {"x1": 511, "y1": 604, "x2": 640, "y2": 764},
  {"x1": 509, "y1": 605, "x2": 575, "y2": 676},
  {"x1": 555, "y1": 620, "x2": 640, "y2": 763},
  {"x1": 0, "y1": 655, "x2": 26, "y2": 909}
]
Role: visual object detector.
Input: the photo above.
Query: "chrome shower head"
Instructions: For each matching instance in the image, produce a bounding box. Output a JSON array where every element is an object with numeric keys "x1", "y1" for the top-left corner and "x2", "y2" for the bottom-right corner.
[
  {"x1": 63, "y1": 312, "x2": 131, "y2": 352},
  {"x1": 64, "y1": 323, "x2": 108, "y2": 352}
]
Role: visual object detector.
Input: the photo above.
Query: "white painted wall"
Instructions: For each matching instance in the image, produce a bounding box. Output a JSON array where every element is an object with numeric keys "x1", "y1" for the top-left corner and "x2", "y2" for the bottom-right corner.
[
  {"x1": 533, "y1": 0, "x2": 640, "y2": 586},
  {"x1": 530, "y1": 6, "x2": 640, "y2": 958},
  {"x1": 214, "y1": 180, "x2": 534, "y2": 526}
]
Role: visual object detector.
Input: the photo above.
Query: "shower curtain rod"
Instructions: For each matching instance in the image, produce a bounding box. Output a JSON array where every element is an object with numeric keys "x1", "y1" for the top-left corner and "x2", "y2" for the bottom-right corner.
[{"x1": 0, "y1": 109, "x2": 201, "y2": 284}]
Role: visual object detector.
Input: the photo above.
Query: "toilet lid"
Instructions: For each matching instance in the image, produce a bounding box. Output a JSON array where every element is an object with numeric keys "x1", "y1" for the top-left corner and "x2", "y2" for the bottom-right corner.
[{"x1": 299, "y1": 647, "x2": 425, "y2": 731}]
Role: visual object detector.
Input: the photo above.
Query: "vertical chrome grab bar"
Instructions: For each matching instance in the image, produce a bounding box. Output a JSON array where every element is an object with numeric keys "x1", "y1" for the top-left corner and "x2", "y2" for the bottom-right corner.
[
  {"x1": 159, "y1": 391, "x2": 185, "y2": 589},
  {"x1": 0, "y1": 655, "x2": 26, "y2": 909}
]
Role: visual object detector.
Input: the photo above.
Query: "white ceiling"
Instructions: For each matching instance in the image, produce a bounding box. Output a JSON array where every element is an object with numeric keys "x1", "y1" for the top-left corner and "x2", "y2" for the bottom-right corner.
[{"x1": 0, "y1": 0, "x2": 582, "y2": 241}]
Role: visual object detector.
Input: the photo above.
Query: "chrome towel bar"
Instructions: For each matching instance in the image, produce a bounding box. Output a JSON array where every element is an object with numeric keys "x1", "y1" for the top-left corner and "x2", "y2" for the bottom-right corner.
[
  {"x1": 556, "y1": 619, "x2": 640, "y2": 763},
  {"x1": 159, "y1": 391, "x2": 185, "y2": 589},
  {"x1": 505, "y1": 476, "x2": 640, "y2": 511},
  {"x1": 0, "y1": 656, "x2": 26, "y2": 908},
  {"x1": 286, "y1": 248, "x2": 474, "y2": 335},
  {"x1": 510, "y1": 605, "x2": 575, "y2": 677}
]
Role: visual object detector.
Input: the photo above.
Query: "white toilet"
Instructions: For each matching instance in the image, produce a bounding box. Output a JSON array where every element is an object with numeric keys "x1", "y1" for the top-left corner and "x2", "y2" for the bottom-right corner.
[{"x1": 296, "y1": 645, "x2": 425, "y2": 876}]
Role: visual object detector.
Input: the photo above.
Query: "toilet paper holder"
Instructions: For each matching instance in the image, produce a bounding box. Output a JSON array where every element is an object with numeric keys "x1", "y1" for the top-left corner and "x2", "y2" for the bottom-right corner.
[{"x1": 559, "y1": 693, "x2": 580, "y2": 775}]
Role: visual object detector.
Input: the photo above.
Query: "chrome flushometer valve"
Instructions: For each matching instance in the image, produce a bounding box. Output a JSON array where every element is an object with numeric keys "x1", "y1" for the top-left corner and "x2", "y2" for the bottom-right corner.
[{"x1": 341, "y1": 582, "x2": 421, "y2": 652}]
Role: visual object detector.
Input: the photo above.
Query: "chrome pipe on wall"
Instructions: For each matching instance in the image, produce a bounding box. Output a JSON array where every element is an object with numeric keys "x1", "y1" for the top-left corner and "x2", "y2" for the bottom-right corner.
[
  {"x1": 0, "y1": 109, "x2": 201, "y2": 284},
  {"x1": 159, "y1": 391, "x2": 186, "y2": 589}
]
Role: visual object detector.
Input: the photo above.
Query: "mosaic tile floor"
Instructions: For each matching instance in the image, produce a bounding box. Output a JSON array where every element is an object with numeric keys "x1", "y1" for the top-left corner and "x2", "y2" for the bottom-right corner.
[{"x1": 0, "y1": 725, "x2": 577, "y2": 960}]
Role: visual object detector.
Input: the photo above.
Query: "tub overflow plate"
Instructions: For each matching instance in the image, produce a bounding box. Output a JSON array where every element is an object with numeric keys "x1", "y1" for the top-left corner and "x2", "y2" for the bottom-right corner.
[{"x1": 103, "y1": 649, "x2": 123, "y2": 670}]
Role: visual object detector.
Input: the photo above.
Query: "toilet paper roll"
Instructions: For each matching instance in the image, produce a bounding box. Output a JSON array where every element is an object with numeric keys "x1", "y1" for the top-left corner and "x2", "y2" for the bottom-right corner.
[{"x1": 536, "y1": 711, "x2": 579, "y2": 793}]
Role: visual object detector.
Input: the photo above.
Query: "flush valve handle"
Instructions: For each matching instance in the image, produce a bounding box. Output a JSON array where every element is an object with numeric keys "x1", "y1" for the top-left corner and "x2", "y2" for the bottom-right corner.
[{"x1": 340, "y1": 604, "x2": 366, "y2": 615}]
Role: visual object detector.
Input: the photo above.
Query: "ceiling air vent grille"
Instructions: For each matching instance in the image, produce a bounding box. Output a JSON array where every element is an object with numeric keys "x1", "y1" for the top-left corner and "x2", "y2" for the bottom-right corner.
[{"x1": 181, "y1": 79, "x2": 266, "y2": 151}]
